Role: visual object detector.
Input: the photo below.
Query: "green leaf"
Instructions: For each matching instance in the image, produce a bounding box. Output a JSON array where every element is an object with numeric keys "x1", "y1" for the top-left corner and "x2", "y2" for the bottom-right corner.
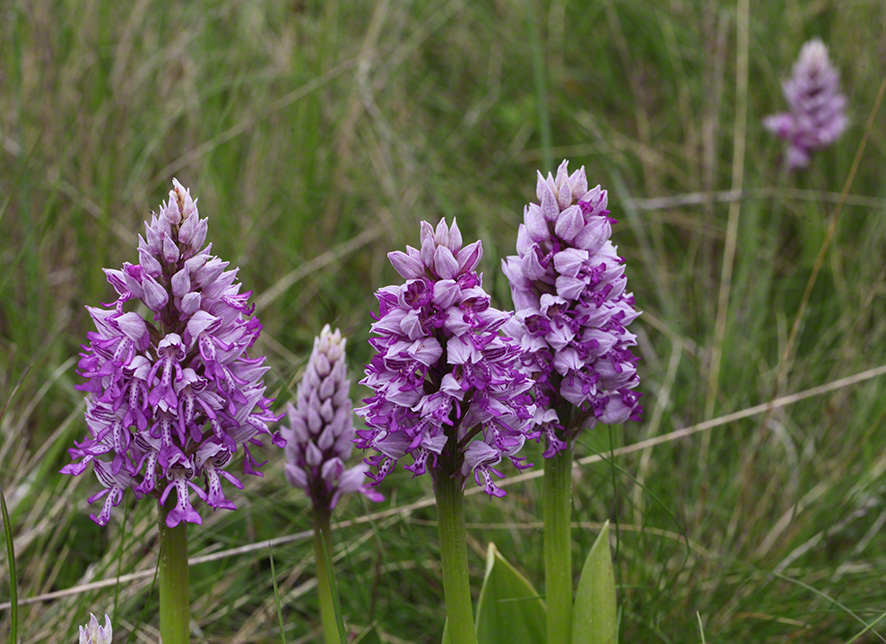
[
  {"x1": 1, "y1": 484, "x2": 17, "y2": 644},
  {"x1": 572, "y1": 521, "x2": 617, "y2": 644},
  {"x1": 318, "y1": 525, "x2": 347, "y2": 644},
  {"x1": 442, "y1": 618, "x2": 450, "y2": 644},
  {"x1": 267, "y1": 546, "x2": 287, "y2": 643},
  {"x1": 475, "y1": 543, "x2": 546, "y2": 644}
]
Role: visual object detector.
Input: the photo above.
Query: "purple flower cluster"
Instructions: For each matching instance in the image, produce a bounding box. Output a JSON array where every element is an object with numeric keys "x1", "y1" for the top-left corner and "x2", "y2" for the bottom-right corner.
[
  {"x1": 356, "y1": 219, "x2": 536, "y2": 497},
  {"x1": 63, "y1": 180, "x2": 283, "y2": 528},
  {"x1": 764, "y1": 39, "x2": 848, "y2": 169},
  {"x1": 502, "y1": 161, "x2": 642, "y2": 456},
  {"x1": 282, "y1": 325, "x2": 383, "y2": 510}
]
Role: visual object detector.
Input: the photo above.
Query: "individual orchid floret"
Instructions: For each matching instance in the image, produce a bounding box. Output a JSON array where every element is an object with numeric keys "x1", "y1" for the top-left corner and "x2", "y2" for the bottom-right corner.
[
  {"x1": 79, "y1": 614, "x2": 112, "y2": 644},
  {"x1": 281, "y1": 325, "x2": 383, "y2": 510},
  {"x1": 502, "y1": 161, "x2": 642, "y2": 457},
  {"x1": 764, "y1": 39, "x2": 848, "y2": 168},
  {"x1": 356, "y1": 219, "x2": 536, "y2": 498},
  {"x1": 63, "y1": 180, "x2": 284, "y2": 528}
]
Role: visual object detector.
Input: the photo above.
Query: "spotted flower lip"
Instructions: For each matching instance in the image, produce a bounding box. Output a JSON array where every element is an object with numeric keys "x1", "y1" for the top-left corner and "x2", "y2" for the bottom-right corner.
[
  {"x1": 356, "y1": 218, "x2": 536, "y2": 498},
  {"x1": 764, "y1": 39, "x2": 848, "y2": 168},
  {"x1": 63, "y1": 180, "x2": 283, "y2": 528},
  {"x1": 281, "y1": 325, "x2": 383, "y2": 510},
  {"x1": 502, "y1": 161, "x2": 642, "y2": 456}
]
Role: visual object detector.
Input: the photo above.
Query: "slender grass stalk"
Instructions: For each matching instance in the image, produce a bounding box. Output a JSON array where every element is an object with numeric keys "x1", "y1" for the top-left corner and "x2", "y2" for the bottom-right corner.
[
  {"x1": 697, "y1": 611, "x2": 707, "y2": 643},
  {"x1": 313, "y1": 507, "x2": 342, "y2": 644},
  {"x1": 1, "y1": 484, "x2": 16, "y2": 644},
  {"x1": 125, "y1": 557, "x2": 160, "y2": 644},
  {"x1": 158, "y1": 504, "x2": 189, "y2": 644},
  {"x1": 434, "y1": 448, "x2": 477, "y2": 644},
  {"x1": 544, "y1": 445, "x2": 574, "y2": 644},
  {"x1": 268, "y1": 547, "x2": 287, "y2": 643},
  {"x1": 0, "y1": 368, "x2": 24, "y2": 644},
  {"x1": 112, "y1": 501, "x2": 128, "y2": 626}
]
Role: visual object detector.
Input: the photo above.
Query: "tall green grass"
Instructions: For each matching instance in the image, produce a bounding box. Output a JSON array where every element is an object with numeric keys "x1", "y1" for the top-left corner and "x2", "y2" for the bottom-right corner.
[{"x1": 2, "y1": 0, "x2": 886, "y2": 641}]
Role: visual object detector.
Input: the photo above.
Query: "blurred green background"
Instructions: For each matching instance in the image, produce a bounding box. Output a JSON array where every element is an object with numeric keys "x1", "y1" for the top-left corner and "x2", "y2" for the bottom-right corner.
[{"x1": 2, "y1": 0, "x2": 886, "y2": 641}]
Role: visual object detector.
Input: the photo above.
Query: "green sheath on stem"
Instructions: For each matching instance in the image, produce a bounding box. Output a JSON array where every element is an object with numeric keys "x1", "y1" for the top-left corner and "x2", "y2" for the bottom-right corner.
[
  {"x1": 544, "y1": 446, "x2": 574, "y2": 644},
  {"x1": 159, "y1": 504, "x2": 190, "y2": 644},
  {"x1": 313, "y1": 507, "x2": 342, "y2": 644},
  {"x1": 435, "y1": 458, "x2": 478, "y2": 644}
]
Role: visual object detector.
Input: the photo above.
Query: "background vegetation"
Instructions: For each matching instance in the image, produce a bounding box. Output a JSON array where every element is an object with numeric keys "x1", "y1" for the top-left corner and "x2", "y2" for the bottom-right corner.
[{"x1": 2, "y1": 0, "x2": 886, "y2": 641}]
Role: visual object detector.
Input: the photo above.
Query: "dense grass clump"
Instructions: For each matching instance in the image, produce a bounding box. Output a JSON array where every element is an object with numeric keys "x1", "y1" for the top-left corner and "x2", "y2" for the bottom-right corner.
[{"x1": 1, "y1": 1, "x2": 885, "y2": 641}]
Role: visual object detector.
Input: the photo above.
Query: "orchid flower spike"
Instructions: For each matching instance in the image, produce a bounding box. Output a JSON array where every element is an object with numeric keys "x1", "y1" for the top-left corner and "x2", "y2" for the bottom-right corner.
[
  {"x1": 282, "y1": 325, "x2": 384, "y2": 509},
  {"x1": 357, "y1": 218, "x2": 536, "y2": 498},
  {"x1": 63, "y1": 180, "x2": 284, "y2": 528},
  {"x1": 764, "y1": 39, "x2": 848, "y2": 168},
  {"x1": 502, "y1": 161, "x2": 642, "y2": 456}
]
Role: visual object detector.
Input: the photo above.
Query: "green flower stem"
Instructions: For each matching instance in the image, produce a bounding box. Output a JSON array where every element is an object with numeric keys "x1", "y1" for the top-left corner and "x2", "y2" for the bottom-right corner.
[
  {"x1": 435, "y1": 463, "x2": 478, "y2": 644},
  {"x1": 159, "y1": 503, "x2": 190, "y2": 644},
  {"x1": 545, "y1": 445, "x2": 574, "y2": 643},
  {"x1": 313, "y1": 507, "x2": 342, "y2": 644}
]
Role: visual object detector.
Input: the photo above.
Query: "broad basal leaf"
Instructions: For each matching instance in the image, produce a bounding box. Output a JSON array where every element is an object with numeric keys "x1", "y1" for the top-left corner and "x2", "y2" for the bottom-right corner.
[
  {"x1": 475, "y1": 543, "x2": 546, "y2": 644},
  {"x1": 572, "y1": 521, "x2": 617, "y2": 644}
]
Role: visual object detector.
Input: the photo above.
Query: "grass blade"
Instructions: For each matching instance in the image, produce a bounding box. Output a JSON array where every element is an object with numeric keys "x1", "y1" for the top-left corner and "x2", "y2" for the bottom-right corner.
[
  {"x1": 845, "y1": 610, "x2": 886, "y2": 644},
  {"x1": 319, "y1": 527, "x2": 348, "y2": 644},
  {"x1": 1, "y1": 485, "x2": 17, "y2": 644},
  {"x1": 267, "y1": 545, "x2": 287, "y2": 643},
  {"x1": 112, "y1": 501, "x2": 129, "y2": 627}
]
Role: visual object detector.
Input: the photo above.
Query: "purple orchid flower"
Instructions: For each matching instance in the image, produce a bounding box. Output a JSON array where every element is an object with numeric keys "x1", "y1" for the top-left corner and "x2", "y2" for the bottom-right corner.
[
  {"x1": 502, "y1": 161, "x2": 642, "y2": 455},
  {"x1": 356, "y1": 219, "x2": 536, "y2": 498},
  {"x1": 764, "y1": 39, "x2": 848, "y2": 168},
  {"x1": 63, "y1": 180, "x2": 283, "y2": 528}
]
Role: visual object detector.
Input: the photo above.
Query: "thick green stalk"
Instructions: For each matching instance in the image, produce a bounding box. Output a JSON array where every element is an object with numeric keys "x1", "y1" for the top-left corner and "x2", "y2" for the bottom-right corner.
[
  {"x1": 435, "y1": 468, "x2": 478, "y2": 644},
  {"x1": 313, "y1": 507, "x2": 342, "y2": 644},
  {"x1": 159, "y1": 504, "x2": 190, "y2": 644},
  {"x1": 545, "y1": 445, "x2": 574, "y2": 643}
]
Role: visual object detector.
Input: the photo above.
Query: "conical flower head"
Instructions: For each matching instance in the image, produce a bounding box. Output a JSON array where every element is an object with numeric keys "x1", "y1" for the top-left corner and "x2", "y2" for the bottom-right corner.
[
  {"x1": 502, "y1": 160, "x2": 642, "y2": 457},
  {"x1": 63, "y1": 180, "x2": 284, "y2": 528},
  {"x1": 79, "y1": 614, "x2": 112, "y2": 644},
  {"x1": 356, "y1": 218, "x2": 536, "y2": 498},
  {"x1": 764, "y1": 39, "x2": 848, "y2": 168},
  {"x1": 281, "y1": 325, "x2": 383, "y2": 510}
]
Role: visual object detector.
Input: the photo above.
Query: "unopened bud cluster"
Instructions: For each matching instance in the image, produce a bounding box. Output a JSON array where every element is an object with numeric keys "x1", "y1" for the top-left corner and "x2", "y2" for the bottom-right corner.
[{"x1": 282, "y1": 325, "x2": 383, "y2": 510}]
